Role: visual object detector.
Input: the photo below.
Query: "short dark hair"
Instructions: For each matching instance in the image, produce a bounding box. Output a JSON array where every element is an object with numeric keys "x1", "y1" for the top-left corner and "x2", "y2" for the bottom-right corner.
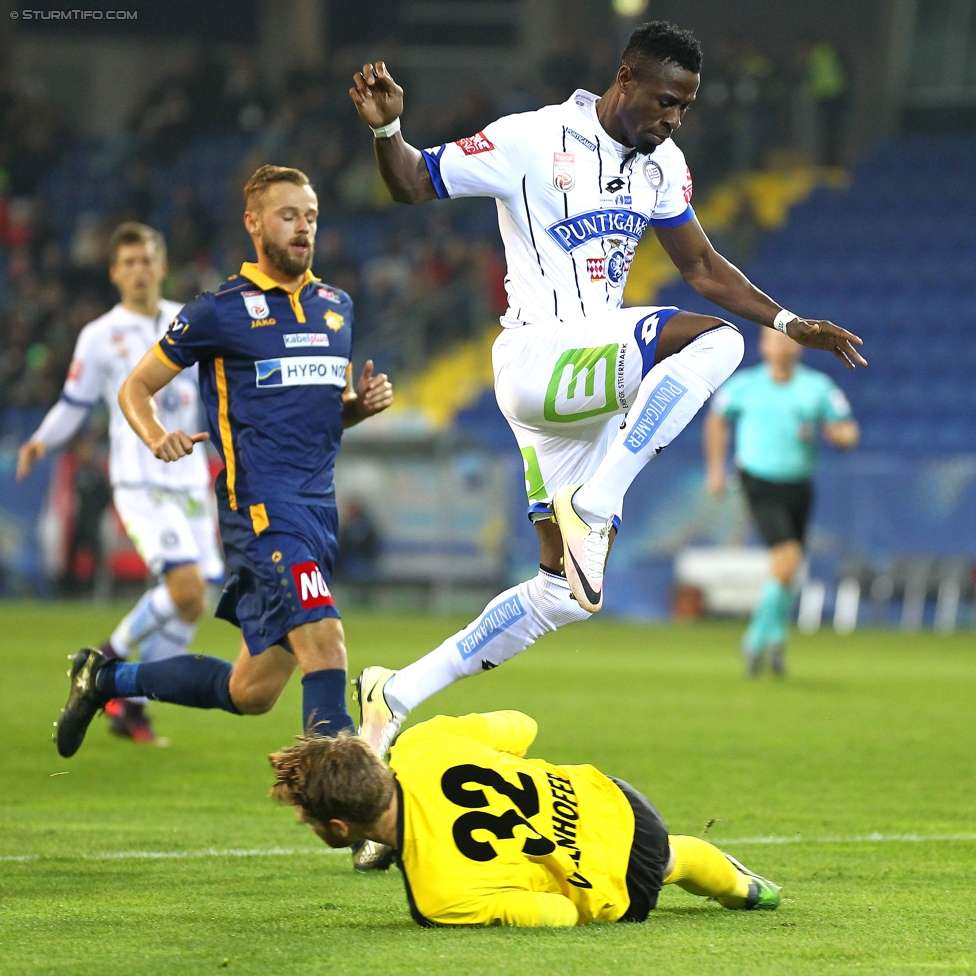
[
  {"x1": 268, "y1": 733, "x2": 394, "y2": 827},
  {"x1": 243, "y1": 164, "x2": 313, "y2": 211},
  {"x1": 108, "y1": 221, "x2": 166, "y2": 266},
  {"x1": 621, "y1": 21, "x2": 703, "y2": 76}
]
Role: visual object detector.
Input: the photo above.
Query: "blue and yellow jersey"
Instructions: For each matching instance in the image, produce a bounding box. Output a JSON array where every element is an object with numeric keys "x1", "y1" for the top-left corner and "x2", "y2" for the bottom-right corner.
[
  {"x1": 389, "y1": 711, "x2": 636, "y2": 927},
  {"x1": 155, "y1": 263, "x2": 354, "y2": 510},
  {"x1": 712, "y1": 363, "x2": 853, "y2": 483}
]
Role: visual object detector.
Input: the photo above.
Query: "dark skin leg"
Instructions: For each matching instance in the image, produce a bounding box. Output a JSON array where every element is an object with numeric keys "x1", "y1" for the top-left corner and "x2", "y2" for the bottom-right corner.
[{"x1": 537, "y1": 310, "x2": 728, "y2": 568}]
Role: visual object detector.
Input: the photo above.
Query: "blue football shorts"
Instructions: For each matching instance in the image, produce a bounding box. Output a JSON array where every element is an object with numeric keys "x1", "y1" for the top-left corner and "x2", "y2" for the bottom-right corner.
[{"x1": 214, "y1": 486, "x2": 341, "y2": 656}]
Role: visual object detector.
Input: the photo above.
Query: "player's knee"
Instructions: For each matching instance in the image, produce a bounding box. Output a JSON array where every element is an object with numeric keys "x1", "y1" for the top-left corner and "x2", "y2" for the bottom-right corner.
[
  {"x1": 229, "y1": 680, "x2": 278, "y2": 715},
  {"x1": 166, "y1": 565, "x2": 206, "y2": 621}
]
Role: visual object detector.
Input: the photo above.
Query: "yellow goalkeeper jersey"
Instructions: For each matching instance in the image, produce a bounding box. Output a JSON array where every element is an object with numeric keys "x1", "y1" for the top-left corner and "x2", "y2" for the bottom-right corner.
[{"x1": 388, "y1": 711, "x2": 635, "y2": 927}]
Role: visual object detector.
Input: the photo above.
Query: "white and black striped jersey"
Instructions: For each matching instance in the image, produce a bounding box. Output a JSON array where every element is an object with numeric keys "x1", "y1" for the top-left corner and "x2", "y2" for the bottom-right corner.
[{"x1": 422, "y1": 89, "x2": 694, "y2": 328}]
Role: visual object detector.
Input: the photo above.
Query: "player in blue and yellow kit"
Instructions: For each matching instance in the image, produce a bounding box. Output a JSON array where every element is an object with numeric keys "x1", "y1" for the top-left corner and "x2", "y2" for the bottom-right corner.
[
  {"x1": 56, "y1": 166, "x2": 393, "y2": 757},
  {"x1": 269, "y1": 711, "x2": 781, "y2": 926}
]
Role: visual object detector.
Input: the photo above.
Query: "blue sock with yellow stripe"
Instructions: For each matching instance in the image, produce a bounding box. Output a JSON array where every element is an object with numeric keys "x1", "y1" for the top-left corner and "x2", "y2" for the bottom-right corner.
[{"x1": 301, "y1": 669, "x2": 353, "y2": 737}]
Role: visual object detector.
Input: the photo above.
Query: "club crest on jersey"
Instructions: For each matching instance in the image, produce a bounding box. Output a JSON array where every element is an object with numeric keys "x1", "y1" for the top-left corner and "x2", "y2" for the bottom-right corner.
[
  {"x1": 291, "y1": 561, "x2": 334, "y2": 609},
  {"x1": 324, "y1": 310, "x2": 344, "y2": 332},
  {"x1": 553, "y1": 152, "x2": 576, "y2": 192},
  {"x1": 546, "y1": 209, "x2": 648, "y2": 253},
  {"x1": 242, "y1": 291, "x2": 270, "y2": 319},
  {"x1": 643, "y1": 159, "x2": 664, "y2": 189},
  {"x1": 456, "y1": 131, "x2": 494, "y2": 155},
  {"x1": 606, "y1": 249, "x2": 627, "y2": 284}
]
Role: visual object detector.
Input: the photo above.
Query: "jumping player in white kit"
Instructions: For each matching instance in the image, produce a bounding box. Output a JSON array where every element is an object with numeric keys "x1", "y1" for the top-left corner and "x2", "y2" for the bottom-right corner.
[
  {"x1": 17, "y1": 223, "x2": 223, "y2": 743},
  {"x1": 347, "y1": 23, "x2": 867, "y2": 767}
]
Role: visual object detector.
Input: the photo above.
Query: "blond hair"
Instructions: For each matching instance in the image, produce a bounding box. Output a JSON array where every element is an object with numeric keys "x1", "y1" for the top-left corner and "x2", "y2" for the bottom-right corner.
[
  {"x1": 269, "y1": 733, "x2": 394, "y2": 826},
  {"x1": 243, "y1": 164, "x2": 313, "y2": 211}
]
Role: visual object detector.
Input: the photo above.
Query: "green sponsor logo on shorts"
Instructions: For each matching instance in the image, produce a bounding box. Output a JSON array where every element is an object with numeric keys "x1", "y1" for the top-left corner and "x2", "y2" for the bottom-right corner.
[
  {"x1": 543, "y1": 344, "x2": 619, "y2": 423},
  {"x1": 521, "y1": 446, "x2": 547, "y2": 502}
]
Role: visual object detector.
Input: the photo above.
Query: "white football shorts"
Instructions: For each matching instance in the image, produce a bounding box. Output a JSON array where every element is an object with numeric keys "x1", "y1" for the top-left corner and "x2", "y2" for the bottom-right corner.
[
  {"x1": 493, "y1": 305, "x2": 682, "y2": 510},
  {"x1": 113, "y1": 485, "x2": 224, "y2": 582}
]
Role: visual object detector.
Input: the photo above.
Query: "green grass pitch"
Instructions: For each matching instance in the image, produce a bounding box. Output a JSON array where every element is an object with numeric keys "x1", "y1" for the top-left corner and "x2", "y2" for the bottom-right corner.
[{"x1": 1, "y1": 602, "x2": 974, "y2": 975}]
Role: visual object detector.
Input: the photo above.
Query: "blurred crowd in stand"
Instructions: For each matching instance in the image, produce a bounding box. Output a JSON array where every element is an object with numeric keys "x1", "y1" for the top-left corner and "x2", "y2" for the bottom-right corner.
[{"x1": 0, "y1": 39, "x2": 848, "y2": 416}]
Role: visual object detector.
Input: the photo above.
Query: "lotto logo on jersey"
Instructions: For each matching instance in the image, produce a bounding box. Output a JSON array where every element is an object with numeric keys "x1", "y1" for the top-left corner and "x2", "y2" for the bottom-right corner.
[
  {"x1": 455, "y1": 131, "x2": 494, "y2": 155},
  {"x1": 242, "y1": 291, "x2": 270, "y2": 319},
  {"x1": 553, "y1": 152, "x2": 575, "y2": 192},
  {"x1": 255, "y1": 356, "x2": 349, "y2": 388},
  {"x1": 586, "y1": 257, "x2": 605, "y2": 281},
  {"x1": 291, "y1": 561, "x2": 335, "y2": 609}
]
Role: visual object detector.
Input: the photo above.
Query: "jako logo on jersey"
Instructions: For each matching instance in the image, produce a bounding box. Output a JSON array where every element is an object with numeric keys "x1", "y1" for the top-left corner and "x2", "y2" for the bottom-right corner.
[
  {"x1": 291, "y1": 561, "x2": 335, "y2": 609},
  {"x1": 546, "y1": 209, "x2": 648, "y2": 252},
  {"x1": 456, "y1": 131, "x2": 494, "y2": 155},
  {"x1": 317, "y1": 287, "x2": 341, "y2": 303},
  {"x1": 565, "y1": 127, "x2": 596, "y2": 152},
  {"x1": 643, "y1": 158, "x2": 664, "y2": 189},
  {"x1": 283, "y1": 333, "x2": 330, "y2": 348},
  {"x1": 624, "y1": 376, "x2": 688, "y2": 454},
  {"x1": 242, "y1": 291, "x2": 270, "y2": 319},
  {"x1": 553, "y1": 152, "x2": 575, "y2": 191},
  {"x1": 255, "y1": 356, "x2": 349, "y2": 388},
  {"x1": 456, "y1": 595, "x2": 526, "y2": 660}
]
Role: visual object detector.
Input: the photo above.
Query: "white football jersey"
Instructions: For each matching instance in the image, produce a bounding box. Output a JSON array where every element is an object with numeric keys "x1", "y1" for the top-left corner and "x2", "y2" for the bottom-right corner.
[
  {"x1": 61, "y1": 300, "x2": 210, "y2": 490},
  {"x1": 423, "y1": 89, "x2": 694, "y2": 328}
]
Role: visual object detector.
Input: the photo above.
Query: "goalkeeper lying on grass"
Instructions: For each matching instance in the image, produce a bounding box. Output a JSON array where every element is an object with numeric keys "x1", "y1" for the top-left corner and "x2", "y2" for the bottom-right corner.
[{"x1": 269, "y1": 711, "x2": 780, "y2": 926}]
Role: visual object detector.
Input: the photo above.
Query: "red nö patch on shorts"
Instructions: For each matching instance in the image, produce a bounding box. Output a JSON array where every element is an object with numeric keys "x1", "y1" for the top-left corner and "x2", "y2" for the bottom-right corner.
[
  {"x1": 456, "y1": 132, "x2": 495, "y2": 155},
  {"x1": 291, "y1": 561, "x2": 335, "y2": 609}
]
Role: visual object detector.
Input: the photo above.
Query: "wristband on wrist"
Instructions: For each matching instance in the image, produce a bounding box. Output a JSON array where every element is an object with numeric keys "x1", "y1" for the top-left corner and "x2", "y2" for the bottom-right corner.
[
  {"x1": 370, "y1": 117, "x2": 401, "y2": 139},
  {"x1": 773, "y1": 309, "x2": 798, "y2": 334}
]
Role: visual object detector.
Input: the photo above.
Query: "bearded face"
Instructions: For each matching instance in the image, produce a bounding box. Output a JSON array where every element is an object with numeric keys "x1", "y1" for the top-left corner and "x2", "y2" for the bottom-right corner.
[{"x1": 261, "y1": 227, "x2": 314, "y2": 278}]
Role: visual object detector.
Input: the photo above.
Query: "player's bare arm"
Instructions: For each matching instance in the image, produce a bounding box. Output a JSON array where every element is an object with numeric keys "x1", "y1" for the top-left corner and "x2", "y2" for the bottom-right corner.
[
  {"x1": 655, "y1": 217, "x2": 867, "y2": 369},
  {"x1": 119, "y1": 350, "x2": 209, "y2": 461},
  {"x1": 823, "y1": 418, "x2": 860, "y2": 449},
  {"x1": 343, "y1": 359, "x2": 394, "y2": 428},
  {"x1": 349, "y1": 62, "x2": 437, "y2": 204},
  {"x1": 703, "y1": 411, "x2": 730, "y2": 496}
]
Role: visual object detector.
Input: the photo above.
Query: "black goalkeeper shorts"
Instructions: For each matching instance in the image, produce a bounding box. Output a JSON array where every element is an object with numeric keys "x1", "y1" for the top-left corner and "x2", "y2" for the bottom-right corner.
[
  {"x1": 609, "y1": 777, "x2": 671, "y2": 922},
  {"x1": 739, "y1": 470, "x2": 813, "y2": 547}
]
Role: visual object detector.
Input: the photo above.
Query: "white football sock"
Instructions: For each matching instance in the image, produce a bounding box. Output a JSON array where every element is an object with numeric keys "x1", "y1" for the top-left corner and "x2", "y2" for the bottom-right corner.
[
  {"x1": 138, "y1": 616, "x2": 197, "y2": 664},
  {"x1": 109, "y1": 582, "x2": 179, "y2": 659},
  {"x1": 574, "y1": 325, "x2": 744, "y2": 523},
  {"x1": 384, "y1": 568, "x2": 591, "y2": 716}
]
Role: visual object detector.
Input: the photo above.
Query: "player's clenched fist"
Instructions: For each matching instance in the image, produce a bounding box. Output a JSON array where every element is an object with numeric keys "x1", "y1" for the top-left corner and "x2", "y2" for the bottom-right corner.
[
  {"x1": 349, "y1": 61, "x2": 404, "y2": 129},
  {"x1": 150, "y1": 430, "x2": 209, "y2": 462}
]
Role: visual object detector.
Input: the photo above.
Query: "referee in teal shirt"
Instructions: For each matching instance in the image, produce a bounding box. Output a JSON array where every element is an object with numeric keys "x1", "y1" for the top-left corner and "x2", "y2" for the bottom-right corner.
[{"x1": 705, "y1": 329, "x2": 859, "y2": 676}]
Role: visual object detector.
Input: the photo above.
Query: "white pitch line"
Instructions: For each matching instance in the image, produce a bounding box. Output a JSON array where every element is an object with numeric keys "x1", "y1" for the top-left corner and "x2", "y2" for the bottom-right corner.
[{"x1": 2, "y1": 833, "x2": 975, "y2": 864}]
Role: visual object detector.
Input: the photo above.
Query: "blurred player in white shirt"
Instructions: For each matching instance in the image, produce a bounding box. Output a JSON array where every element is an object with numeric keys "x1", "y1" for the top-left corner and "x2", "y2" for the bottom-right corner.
[
  {"x1": 346, "y1": 23, "x2": 867, "y2": 779},
  {"x1": 17, "y1": 223, "x2": 223, "y2": 743}
]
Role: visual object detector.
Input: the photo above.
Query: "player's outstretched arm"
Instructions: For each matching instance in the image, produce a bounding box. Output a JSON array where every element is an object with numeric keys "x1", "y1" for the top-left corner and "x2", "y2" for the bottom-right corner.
[
  {"x1": 118, "y1": 349, "x2": 208, "y2": 461},
  {"x1": 349, "y1": 61, "x2": 438, "y2": 204},
  {"x1": 343, "y1": 360, "x2": 393, "y2": 428},
  {"x1": 656, "y1": 218, "x2": 867, "y2": 369}
]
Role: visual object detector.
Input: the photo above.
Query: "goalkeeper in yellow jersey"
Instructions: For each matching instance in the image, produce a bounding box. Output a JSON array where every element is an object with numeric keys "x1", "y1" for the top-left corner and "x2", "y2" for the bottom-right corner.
[{"x1": 269, "y1": 711, "x2": 780, "y2": 926}]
